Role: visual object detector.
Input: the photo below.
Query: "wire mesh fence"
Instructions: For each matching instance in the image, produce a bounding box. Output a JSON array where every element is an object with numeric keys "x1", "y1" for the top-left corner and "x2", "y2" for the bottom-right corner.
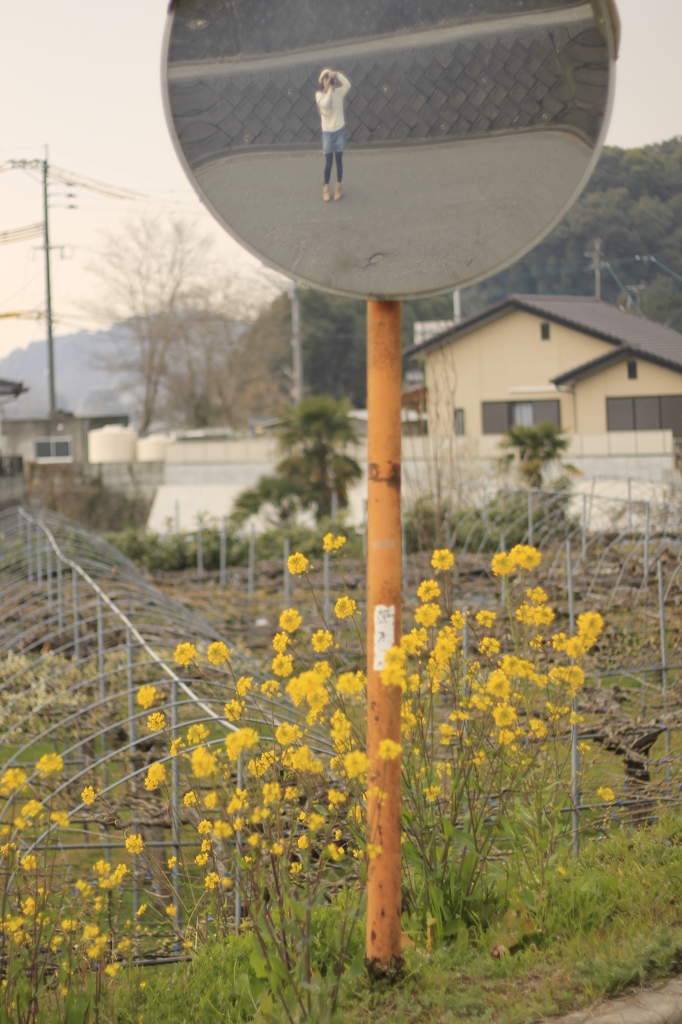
[{"x1": 1, "y1": 494, "x2": 681, "y2": 957}]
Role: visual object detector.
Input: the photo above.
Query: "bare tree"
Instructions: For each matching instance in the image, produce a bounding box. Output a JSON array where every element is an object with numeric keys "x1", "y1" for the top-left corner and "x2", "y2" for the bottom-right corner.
[{"x1": 89, "y1": 216, "x2": 216, "y2": 431}]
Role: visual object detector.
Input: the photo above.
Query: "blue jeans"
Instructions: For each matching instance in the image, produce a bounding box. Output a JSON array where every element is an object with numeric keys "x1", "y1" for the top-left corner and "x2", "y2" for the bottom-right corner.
[{"x1": 322, "y1": 127, "x2": 348, "y2": 154}]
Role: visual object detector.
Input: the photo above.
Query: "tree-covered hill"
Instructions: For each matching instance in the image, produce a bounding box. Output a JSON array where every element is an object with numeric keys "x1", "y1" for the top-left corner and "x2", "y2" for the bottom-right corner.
[{"x1": 246, "y1": 138, "x2": 682, "y2": 409}]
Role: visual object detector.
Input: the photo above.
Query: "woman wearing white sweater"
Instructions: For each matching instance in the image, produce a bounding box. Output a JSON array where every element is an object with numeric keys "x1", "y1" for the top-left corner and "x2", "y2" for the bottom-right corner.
[{"x1": 316, "y1": 68, "x2": 351, "y2": 202}]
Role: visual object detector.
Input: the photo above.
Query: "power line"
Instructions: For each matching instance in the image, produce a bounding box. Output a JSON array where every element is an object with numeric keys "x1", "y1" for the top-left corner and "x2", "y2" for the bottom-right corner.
[{"x1": 0, "y1": 223, "x2": 43, "y2": 246}]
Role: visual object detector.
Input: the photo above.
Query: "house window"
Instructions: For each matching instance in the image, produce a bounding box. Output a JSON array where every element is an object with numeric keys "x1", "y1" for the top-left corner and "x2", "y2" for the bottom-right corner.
[
  {"x1": 605, "y1": 396, "x2": 682, "y2": 433},
  {"x1": 482, "y1": 401, "x2": 560, "y2": 434},
  {"x1": 541, "y1": 322, "x2": 551, "y2": 341},
  {"x1": 454, "y1": 408, "x2": 465, "y2": 436},
  {"x1": 627, "y1": 360, "x2": 637, "y2": 380},
  {"x1": 34, "y1": 437, "x2": 73, "y2": 463},
  {"x1": 511, "y1": 402, "x2": 533, "y2": 427}
]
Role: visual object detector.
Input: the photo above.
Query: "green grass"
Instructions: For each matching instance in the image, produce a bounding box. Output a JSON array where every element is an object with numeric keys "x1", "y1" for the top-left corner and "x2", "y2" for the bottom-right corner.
[{"x1": 103, "y1": 816, "x2": 682, "y2": 1024}]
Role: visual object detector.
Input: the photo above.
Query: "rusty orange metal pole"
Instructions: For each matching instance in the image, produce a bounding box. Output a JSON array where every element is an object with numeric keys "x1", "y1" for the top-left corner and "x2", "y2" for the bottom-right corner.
[{"x1": 365, "y1": 299, "x2": 403, "y2": 973}]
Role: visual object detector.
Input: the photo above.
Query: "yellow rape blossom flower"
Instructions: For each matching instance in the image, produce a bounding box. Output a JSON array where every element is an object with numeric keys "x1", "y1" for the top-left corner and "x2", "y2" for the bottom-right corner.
[
  {"x1": 205, "y1": 872, "x2": 220, "y2": 890},
  {"x1": 166, "y1": 903, "x2": 177, "y2": 916},
  {"x1": 279, "y1": 609, "x2": 302, "y2": 633},
  {"x1": 223, "y1": 700, "x2": 243, "y2": 723},
  {"x1": 191, "y1": 747, "x2": 217, "y2": 778},
  {"x1": 0, "y1": 768, "x2": 27, "y2": 795},
  {"x1": 417, "y1": 579, "x2": 441, "y2": 602},
  {"x1": 125, "y1": 834, "x2": 143, "y2": 854},
  {"x1": 423, "y1": 785, "x2": 441, "y2": 803},
  {"x1": 438, "y1": 724, "x2": 455, "y2": 744},
  {"x1": 22, "y1": 799, "x2": 43, "y2": 820},
  {"x1": 225, "y1": 728, "x2": 259, "y2": 762},
  {"x1": 204, "y1": 791, "x2": 218, "y2": 809},
  {"x1": 213, "y1": 821, "x2": 233, "y2": 839},
  {"x1": 284, "y1": 745, "x2": 324, "y2": 774},
  {"x1": 136, "y1": 685, "x2": 158, "y2": 709},
  {"x1": 147, "y1": 712, "x2": 166, "y2": 732},
  {"x1": 498, "y1": 728, "x2": 516, "y2": 745},
  {"x1": 275, "y1": 723, "x2": 302, "y2": 746},
  {"x1": 479, "y1": 636, "x2": 500, "y2": 656},
  {"x1": 598, "y1": 786, "x2": 615, "y2": 802},
  {"x1": 381, "y1": 646, "x2": 406, "y2": 690},
  {"x1": 183, "y1": 790, "x2": 197, "y2": 807},
  {"x1": 272, "y1": 632, "x2": 288, "y2": 654},
  {"x1": 207, "y1": 641, "x2": 230, "y2": 665},
  {"x1": 187, "y1": 723, "x2": 209, "y2": 745},
  {"x1": 328, "y1": 789, "x2": 346, "y2": 808},
  {"x1": 170, "y1": 738, "x2": 185, "y2": 756},
  {"x1": 491, "y1": 551, "x2": 516, "y2": 577},
  {"x1": 486, "y1": 670, "x2": 510, "y2": 700},
  {"x1": 335, "y1": 596, "x2": 356, "y2": 619},
  {"x1": 262, "y1": 782, "x2": 281, "y2": 806},
  {"x1": 431, "y1": 549, "x2": 454, "y2": 571},
  {"x1": 144, "y1": 762, "x2": 166, "y2": 791},
  {"x1": 343, "y1": 750, "x2": 369, "y2": 780},
  {"x1": 227, "y1": 681, "x2": 249, "y2": 705},
  {"x1": 287, "y1": 552, "x2": 309, "y2": 575},
  {"x1": 168, "y1": 856, "x2": 177, "y2": 870},
  {"x1": 197, "y1": 819, "x2": 212, "y2": 835},
  {"x1": 81, "y1": 786, "x2": 96, "y2": 806},
  {"x1": 510, "y1": 544, "x2": 542, "y2": 570},
  {"x1": 36, "y1": 753, "x2": 63, "y2": 777},
  {"x1": 311, "y1": 629, "x2": 333, "y2": 653},
  {"x1": 337, "y1": 670, "x2": 365, "y2": 696},
  {"x1": 323, "y1": 533, "x2": 347, "y2": 552},
  {"x1": 530, "y1": 718, "x2": 548, "y2": 739},
  {"x1": 327, "y1": 843, "x2": 345, "y2": 861},
  {"x1": 493, "y1": 704, "x2": 517, "y2": 727},
  {"x1": 378, "y1": 739, "x2": 401, "y2": 761},
  {"x1": 261, "y1": 679, "x2": 280, "y2": 698},
  {"x1": 272, "y1": 653, "x2": 294, "y2": 677},
  {"x1": 174, "y1": 643, "x2": 197, "y2": 667},
  {"x1": 476, "y1": 609, "x2": 497, "y2": 629},
  {"x1": 50, "y1": 811, "x2": 69, "y2": 828},
  {"x1": 414, "y1": 603, "x2": 440, "y2": 628}
]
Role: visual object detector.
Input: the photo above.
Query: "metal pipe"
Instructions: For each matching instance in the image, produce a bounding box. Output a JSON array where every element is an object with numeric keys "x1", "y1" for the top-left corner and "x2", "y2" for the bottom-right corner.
[
  {"x1": 72, "y1": 568, "x2": 79, "y2": 660},
  {"x1": 628, "y1": 478, "x2": 632, "y2": 532},
  {"x1": 567, "y1": 539, "x2": 579, "y2": 857},
  {"x1": 644, "y1": 502, "x2": 650, "y2": 584},
  {"x1": 235, "y1": 752, "x2": 243, "y2": 931},
  {"x1": 57, "y1": 555, "x2": 63, "y2": 633},
  {"x1": 283, "y1": 538, "x2": 290, "y2": 608},
  {"x1": 220, "y1": 516, "x2": 226, "y2": 589},
  {"x1": 126, "y1": 627, "x2": 140, "y2": 927},
  {"x1": 248, "y1": 520, "x2": 255, "y2": 600},
  {"x1": 528, "y1": 490, "x2": 533, "y2": 546},
  {"x1": 47, "y1": 544, "x2": 52, "y2": 608},
  {"x1": 324, "y1": 550, "x2": 330, "y2": 623},
  {"x1": 365, "y1": 299, "x2": 402, "y2": 969},
  {"x1": 171, "y1": 671, "x2": 180, "y2": 933},
  {"x1": 657, "y1": 559, "x2": 671, "y2": 766},
  {"x1": 97, "y1": 594, "x2": 110, "y2": 861},
  {"x1": 581, "y1": 493, "x2": 587, "y2": 562},
  {"x1": 196, "y1": 517, "x2": 203, "y2": 580}
]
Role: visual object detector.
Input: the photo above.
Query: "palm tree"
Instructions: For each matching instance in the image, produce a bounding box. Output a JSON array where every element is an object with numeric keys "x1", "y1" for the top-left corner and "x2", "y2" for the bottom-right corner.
[
  {"x1": 233, "y1": 397, "x2": 362, "y2": 522},
  {"x1": 500, "y1": 423, "x2": 571, "y2": 489}
]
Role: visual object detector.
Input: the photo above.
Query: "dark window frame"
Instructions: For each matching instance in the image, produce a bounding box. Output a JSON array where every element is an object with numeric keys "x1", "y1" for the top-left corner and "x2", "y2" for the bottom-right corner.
[
  {"x1": 627, "y1": 360, "x2": 637, "y2": 380},
  {"x1": 454, "y1": 408, "x2": 465, "y2": 436},
  {"x1": 541, "y1": 322, "x2": 551, "y2": 341}
]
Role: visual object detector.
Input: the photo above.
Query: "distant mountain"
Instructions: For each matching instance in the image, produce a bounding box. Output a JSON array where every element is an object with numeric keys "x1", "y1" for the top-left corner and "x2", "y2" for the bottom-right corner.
[{"x1": 0, "y1": 329, "x2": 136, "y2": 421}]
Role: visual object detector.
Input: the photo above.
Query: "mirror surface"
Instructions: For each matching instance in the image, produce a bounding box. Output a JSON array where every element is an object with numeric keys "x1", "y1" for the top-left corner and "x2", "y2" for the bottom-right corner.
[{"x1": 163, "y1": 0, "x2": 616, "y2": 299}]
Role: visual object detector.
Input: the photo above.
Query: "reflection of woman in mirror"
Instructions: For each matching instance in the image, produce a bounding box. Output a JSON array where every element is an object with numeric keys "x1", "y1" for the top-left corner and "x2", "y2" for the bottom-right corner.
[{"x1": 316, "y1": 69, "x2": 351, "y2": 202}]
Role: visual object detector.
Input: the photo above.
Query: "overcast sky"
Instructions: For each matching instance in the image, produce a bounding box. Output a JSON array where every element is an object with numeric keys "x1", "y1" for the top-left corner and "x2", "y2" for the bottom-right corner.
[{"x1": 0, "y1": 0, "x2": 680, "y2": 360}]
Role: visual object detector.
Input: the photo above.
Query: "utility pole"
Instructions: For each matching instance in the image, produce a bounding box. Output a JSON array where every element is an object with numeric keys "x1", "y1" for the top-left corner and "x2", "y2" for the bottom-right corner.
[
  {"x1": 627, "y1": 282, "x2": 646, "y2": 313},
  {"x1": 289, "y1": 283, "x2": 302, "y2": 404},
  {"x1": 585, "y1": 238, "x2": 603, "y2": 300},
  {"x1": 42, "y1": 148, "x2": 56, "y2": 414}
]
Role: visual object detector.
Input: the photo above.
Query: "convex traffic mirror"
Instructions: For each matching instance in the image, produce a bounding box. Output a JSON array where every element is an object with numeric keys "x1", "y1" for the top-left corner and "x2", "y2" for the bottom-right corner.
[{"x1": 163, "y1": 0, "x2": 618, "y2": 300}]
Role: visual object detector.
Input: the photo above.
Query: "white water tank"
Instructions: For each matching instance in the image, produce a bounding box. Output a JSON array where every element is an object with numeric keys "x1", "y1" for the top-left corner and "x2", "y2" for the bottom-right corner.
[
  {"x1": 136, "y1": 432, "x2": 174, "y2": 463},
  {"x1": 88, "y1": 424, "x2": 138, "y2": 464}
]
